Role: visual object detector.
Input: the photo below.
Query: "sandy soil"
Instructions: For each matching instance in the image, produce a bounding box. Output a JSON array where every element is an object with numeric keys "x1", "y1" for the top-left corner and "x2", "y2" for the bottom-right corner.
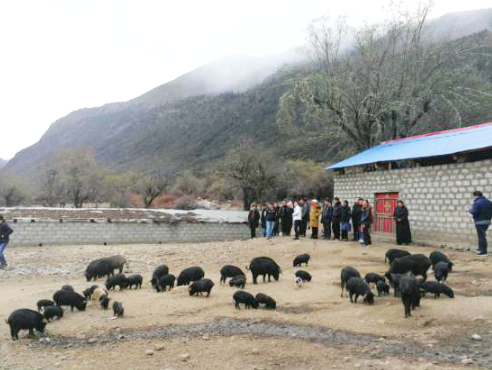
[{"x1": 1, "y1": 237, "x2": 492, "y2": 369}]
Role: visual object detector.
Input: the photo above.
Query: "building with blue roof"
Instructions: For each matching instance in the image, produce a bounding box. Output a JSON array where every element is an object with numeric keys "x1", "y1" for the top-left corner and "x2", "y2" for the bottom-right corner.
[{"x1": 326, "y1": 122, "x2": 492, "y2": 247}]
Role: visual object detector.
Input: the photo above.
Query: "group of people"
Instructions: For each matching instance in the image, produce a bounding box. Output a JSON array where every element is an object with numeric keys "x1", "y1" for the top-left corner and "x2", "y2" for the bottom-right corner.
[{"x1": 247, "y1": 198, "x2": 413, "y2": 247}]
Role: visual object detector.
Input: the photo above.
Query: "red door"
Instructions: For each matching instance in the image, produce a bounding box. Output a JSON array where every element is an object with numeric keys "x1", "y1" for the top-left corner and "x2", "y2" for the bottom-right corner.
[{"x1": 374, "y1": 193, "x2": 399, "y2": 234}]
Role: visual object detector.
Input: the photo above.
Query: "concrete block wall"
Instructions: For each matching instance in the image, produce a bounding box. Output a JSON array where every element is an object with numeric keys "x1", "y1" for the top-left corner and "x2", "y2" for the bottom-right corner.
[
  {"x1": 334, "y1": 159, "x2": 492, "y2": 248},
  {"x1": 8, "y1": 219, "x2": 250, "y2": 247}
]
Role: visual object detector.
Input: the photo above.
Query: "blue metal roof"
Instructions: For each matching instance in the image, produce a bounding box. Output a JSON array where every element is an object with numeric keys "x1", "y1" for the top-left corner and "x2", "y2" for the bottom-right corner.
[{"x1": 326, "y1": 122, "x2": 492, "y2": 170}]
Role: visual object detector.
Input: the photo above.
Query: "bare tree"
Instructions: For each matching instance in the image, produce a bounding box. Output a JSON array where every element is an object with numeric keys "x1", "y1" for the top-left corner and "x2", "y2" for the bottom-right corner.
[
  {"x1": 135, "y1": 174, "x2": 169, "y2": 208},
  {"x1": 39, "y1": 159, "x2": 65, "y2": 207},
  {"x1": 278, "y1": 2, "x2": 492, "y2": 151},
  {"x1": 0, "y1": 171, "x2": 29, "y2": 207},
  {"x1": 225, "y1": 143, "x2": 277, "y2": 210},
  {"x1": 57, "y1": 148, "x2": 105, "y2": 208}
]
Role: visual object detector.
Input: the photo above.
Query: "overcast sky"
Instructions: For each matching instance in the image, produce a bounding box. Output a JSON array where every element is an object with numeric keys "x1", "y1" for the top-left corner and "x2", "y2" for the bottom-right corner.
[{"x1": 0, "y1": 0, "x2": 490, "y2": 160}]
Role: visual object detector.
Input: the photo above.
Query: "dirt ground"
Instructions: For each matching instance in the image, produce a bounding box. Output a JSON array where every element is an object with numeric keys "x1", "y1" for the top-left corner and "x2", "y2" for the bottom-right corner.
[{"x1": 1, "y1": 236, "x2": 492, "y2": 369}]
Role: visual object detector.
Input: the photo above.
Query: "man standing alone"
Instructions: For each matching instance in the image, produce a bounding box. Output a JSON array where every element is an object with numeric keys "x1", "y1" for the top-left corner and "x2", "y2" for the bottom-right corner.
[
  {"x1": 470, "y1": 191, "x2": 492, "y2": 256},
  {"x1": 0, "y1": 215, "x2": 14, "y2": 269}
]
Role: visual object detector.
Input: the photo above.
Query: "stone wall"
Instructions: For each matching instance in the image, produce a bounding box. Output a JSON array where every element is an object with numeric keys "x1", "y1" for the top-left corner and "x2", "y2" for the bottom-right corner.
[
  {"x1": 8, "y1": 219, "x2": 250, "y2": 247},
  {"x1": 334, "y1": 159, "x2": 492, "y2": 248}
]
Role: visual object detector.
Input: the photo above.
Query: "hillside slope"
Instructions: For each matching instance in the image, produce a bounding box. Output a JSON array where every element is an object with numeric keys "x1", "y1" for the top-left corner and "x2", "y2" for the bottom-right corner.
[
  {"x1": 0, "y1": 158, "x2": 7, "y2": 170},
  {"x1": 5, "y1": 9, "x2": 492, "y2": 183},
  {"x1": 427, "y1": 8, "x2": 492, "y2": 40},
  {"x1": 6, "y1": 50, "x2": 306, "y2": 181}
]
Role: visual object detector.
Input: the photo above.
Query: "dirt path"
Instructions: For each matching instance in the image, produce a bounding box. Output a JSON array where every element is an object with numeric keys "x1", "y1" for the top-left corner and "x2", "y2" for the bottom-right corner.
[{"x1": 1, "y1": 237, "x2": 492, "y2": 369}]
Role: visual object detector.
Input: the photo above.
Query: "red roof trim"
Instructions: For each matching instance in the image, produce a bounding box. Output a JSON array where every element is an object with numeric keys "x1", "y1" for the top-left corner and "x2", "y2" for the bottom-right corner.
[{"x1": 381, "y1": 121, "x2": 492, "y2": 145}]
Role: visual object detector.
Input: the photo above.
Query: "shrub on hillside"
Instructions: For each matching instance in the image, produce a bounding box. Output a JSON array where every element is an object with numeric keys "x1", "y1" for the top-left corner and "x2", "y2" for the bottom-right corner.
[{"x1": 175, "y1": 196, "x2": 199, "y2": 210}]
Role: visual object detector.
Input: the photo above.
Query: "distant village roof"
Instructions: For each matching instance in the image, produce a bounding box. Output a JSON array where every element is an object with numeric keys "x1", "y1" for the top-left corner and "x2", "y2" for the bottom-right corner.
[{"x1": 326, "y1": 122, "x2": 492, "y2": 170}]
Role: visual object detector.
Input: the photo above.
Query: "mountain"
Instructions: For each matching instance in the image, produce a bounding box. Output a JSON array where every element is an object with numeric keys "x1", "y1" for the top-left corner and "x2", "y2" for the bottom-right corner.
[
  {"x1": 130, "y1": 50, "x2": 306, "y2": 109},
  {"x1": 5, "y1": 50, "x2": 307, "y2": 181},
  {"x1": 5, "y1": 9, "x2": 492, "y2": 183},
  {"x1": 427, "y1": 8, "x2": 492, "y2": 41},
  {"x1": 0, "y1": 158, "x2": 7, "y2": 170}
]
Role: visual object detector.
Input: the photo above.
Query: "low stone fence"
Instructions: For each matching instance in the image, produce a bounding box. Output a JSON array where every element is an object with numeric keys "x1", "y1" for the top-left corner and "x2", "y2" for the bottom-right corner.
[{"x1": 3, "y1": 209, "x2": 250, "y2": 247}]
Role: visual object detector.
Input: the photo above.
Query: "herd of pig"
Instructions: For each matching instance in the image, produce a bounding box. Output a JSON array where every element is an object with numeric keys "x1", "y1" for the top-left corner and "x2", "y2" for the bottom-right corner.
[
  {"x1": 341, "y1": 249, "x2": 455, "y2": 318},
  {"x1": 5, "y1": 248, "x2": 454, "y2": 341}
]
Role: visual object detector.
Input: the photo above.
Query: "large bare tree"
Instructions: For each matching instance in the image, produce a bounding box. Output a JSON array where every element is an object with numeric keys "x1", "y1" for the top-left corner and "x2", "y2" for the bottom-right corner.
[
  {"x1": 278, "y1": 2, "x2": 492, "y2": 151},
  {"x1": 134, "y1": 173, "x2": 169, "y2": 208},
  {"x1": 225, "y1": 143, "x2": 277, "y2": 210},
  {"x1": 40, "y1": 148, "x2": 105, "y2": 208}
]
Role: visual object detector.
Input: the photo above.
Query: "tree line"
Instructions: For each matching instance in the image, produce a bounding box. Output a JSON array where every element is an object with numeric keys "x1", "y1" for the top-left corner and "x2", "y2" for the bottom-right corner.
[{"x1": 0, "y1": 147, "x2": 332, "y2": 210}]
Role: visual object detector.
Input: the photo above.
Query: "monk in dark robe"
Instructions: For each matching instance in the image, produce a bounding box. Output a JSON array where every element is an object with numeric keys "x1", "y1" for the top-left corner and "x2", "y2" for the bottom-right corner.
[{"x1": 394, "y1": 200, "x2": 412, "y2": 245}]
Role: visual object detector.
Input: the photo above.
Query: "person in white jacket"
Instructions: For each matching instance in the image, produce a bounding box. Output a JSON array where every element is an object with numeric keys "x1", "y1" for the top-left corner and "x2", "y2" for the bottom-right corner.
[{"x1": 292, "y1": 201, "x2": 302, "y2": 240}]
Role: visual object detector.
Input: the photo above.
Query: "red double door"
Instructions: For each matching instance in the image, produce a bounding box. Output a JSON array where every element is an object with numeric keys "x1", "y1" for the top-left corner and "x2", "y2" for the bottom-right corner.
[{"x1": 374, "y1": 192, "x2": 399, "y2": 234}]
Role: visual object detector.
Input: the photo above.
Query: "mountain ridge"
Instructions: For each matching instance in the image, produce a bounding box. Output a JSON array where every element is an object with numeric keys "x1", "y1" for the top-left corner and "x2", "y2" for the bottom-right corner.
[{"x1": 5, "y1": 9, "x2": 492, "y2": 183}]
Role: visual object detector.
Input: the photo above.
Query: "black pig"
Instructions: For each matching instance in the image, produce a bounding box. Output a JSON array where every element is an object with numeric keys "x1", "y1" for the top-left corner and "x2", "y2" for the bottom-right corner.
[
  {"x1": 346, "y1": 277, "x2": 375, "y2": 305},
  {"x1": 156, "y1": 274, "x2": 176, "y2": 292},
  {"x1": 295, "y1": 270, "x2": 312, "y2": 282},
  {"x1": 189, "y1": 279, "x2": 215, "y2": 297},
  {"x1": 113, "y1": 301, "x2": 124, "y2": 317},
  {"x1": 177, "y1": 266, "x2": 205, "y2": 286},
  {"x1": 150, "y1": 264, "x2": 170, "y2": 290},
  {"x1": 386, "y1": 254, "x2": 431, "y2": 281},
  {"x1": 376, "y1": 281, "x2": 390, "y2": 296},
  {"x1": 220, "y1": 265, "x2": 245, "y2": 284},
  {"x1": 433, "y1": 262, "x2": 450, "y2": 283},
  {"x1": 229, "y1": 275, "x2": 246, "y2": 289},
  {"x1": 247, "y1": 257, "x2": 281, "y2": 284},
  {"x1": 100, "y1": 295, "x2": 111, "y2": 310},
  {"x1": 429, "y1": 251, "x2": 454, "y2": 271},
  {"x1": 43, "y1": 306, "x2": 64, "y2": 321},
  {"x1": 385, "y1": 249, "x2": 411, "y2": 264},
  {"x1": 6, "y1": 309, "x2": 47, "y2": 341},
  {"x1": 105, "y1": 274, "x2": 129, "y2": 291},
  {"x1": 37, "y1": 300, "x2": 54, "y2": 312},
  {"x1": 233, "y1": 291, "x2": 258, "y2": 309},
  {"x1": 421, "y1": 281, "x2": 454, "y2": 299},
  {"x1": 293, "y1": 254, "x2": 310, "y2": 267},
  {"x1": 255, "y1": 293, "x2": 276, "y2": 309},
  {"x1": 53, "y1": 290, "x2": 87, "y2": 312},
  {"x1": 340, "y1": 266, "x2": 361, "y2": 297}
]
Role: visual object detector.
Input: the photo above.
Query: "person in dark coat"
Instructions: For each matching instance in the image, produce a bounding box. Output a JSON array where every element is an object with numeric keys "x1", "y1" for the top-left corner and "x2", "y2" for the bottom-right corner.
[
  {"x1": 394, "y1": 200, "x2": 412, "y2": 245},
  {"x1": 0, "y1": 215, "x2": 14, "y2": 269},
  {"x1": 469, "y1": 191, "x2": 492, "y2": 256},
  {"x1": 279, "y1": 201, "x2": 294, "y2": 236},
  {"x1": 340, "y1": 201, "x2": 352, "y2": 241},
  {"x1": 300, "y1": 199, "x2": 310, "y2": 237},
  {"x1": 260, "y1": 204, "x2": 267, "y2": 237},
  {"x1": 351, "y1": 198, "x2": 363, "y2": 241},
  {"x1": 273, "y1": 202, "x2": 280, "y2": 236},
  {"x1": 359, "y1": 200, "x2": 372, "y2": 247},
  {"x1": 247, "y1": 204, "x2": 261, "y2": 239},
  {"x1": 332, "y1": 198, "x2": 342, "y2": 240},
  {"x1": 321, "y1": 199, "x2": 333, "y2": 239}
]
